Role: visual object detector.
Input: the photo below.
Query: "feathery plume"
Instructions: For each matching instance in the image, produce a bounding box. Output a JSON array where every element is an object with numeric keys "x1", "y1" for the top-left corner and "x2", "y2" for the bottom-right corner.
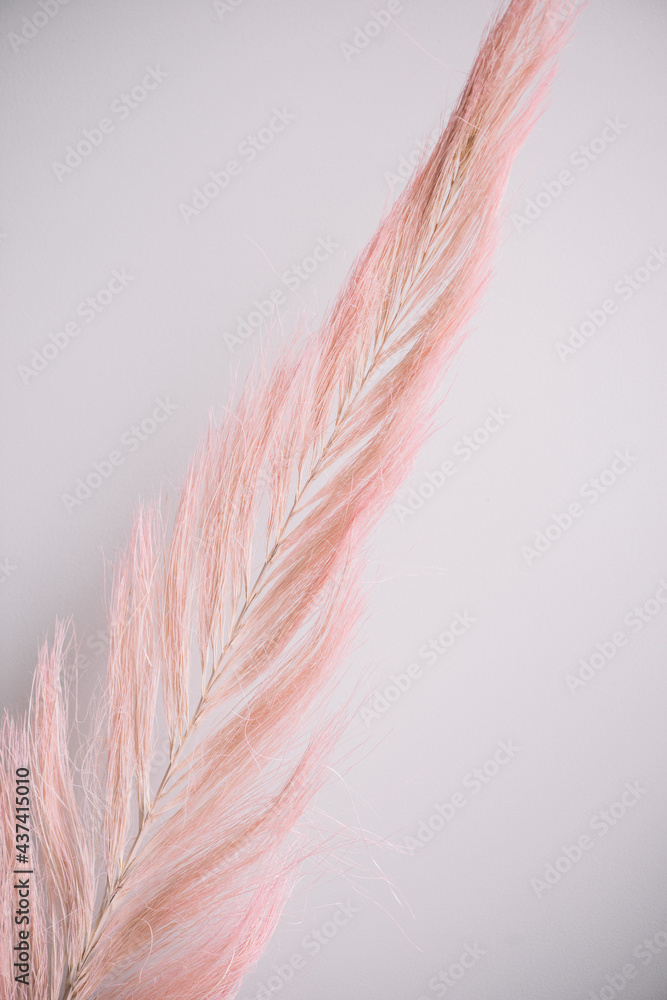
[{"x1": 1, "y1": 2, "x2": 577, "y2": 997}]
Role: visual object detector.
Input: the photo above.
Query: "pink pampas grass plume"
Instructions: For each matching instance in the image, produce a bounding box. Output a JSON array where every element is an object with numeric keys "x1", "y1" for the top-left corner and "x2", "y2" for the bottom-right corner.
[{"x1": 1, "y1": 1, "x2": 578, "y2": 997}]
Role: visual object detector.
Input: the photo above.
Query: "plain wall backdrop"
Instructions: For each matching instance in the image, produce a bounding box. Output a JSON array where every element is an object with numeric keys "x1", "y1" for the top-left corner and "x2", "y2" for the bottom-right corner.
[{"x1": 1, "y1": 1, "x2": 667, "y2": 997}]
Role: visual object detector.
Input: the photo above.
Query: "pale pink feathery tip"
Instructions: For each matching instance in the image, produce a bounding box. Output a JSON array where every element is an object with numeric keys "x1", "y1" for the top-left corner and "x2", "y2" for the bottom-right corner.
[{"x1": 4, "y1": 3, "x2": 578, "y2": 998}]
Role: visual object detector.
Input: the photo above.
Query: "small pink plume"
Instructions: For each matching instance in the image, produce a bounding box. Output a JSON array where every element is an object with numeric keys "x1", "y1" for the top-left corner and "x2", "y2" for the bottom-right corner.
[{"x1": 2, "y1": 3, "x2": 577, "y2": 998}]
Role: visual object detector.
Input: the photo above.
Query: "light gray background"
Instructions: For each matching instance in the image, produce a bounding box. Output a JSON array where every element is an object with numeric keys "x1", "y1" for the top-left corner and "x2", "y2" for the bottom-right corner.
[{"x1": 2, "y1": 1, "x2": 667, "y2": 998}]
